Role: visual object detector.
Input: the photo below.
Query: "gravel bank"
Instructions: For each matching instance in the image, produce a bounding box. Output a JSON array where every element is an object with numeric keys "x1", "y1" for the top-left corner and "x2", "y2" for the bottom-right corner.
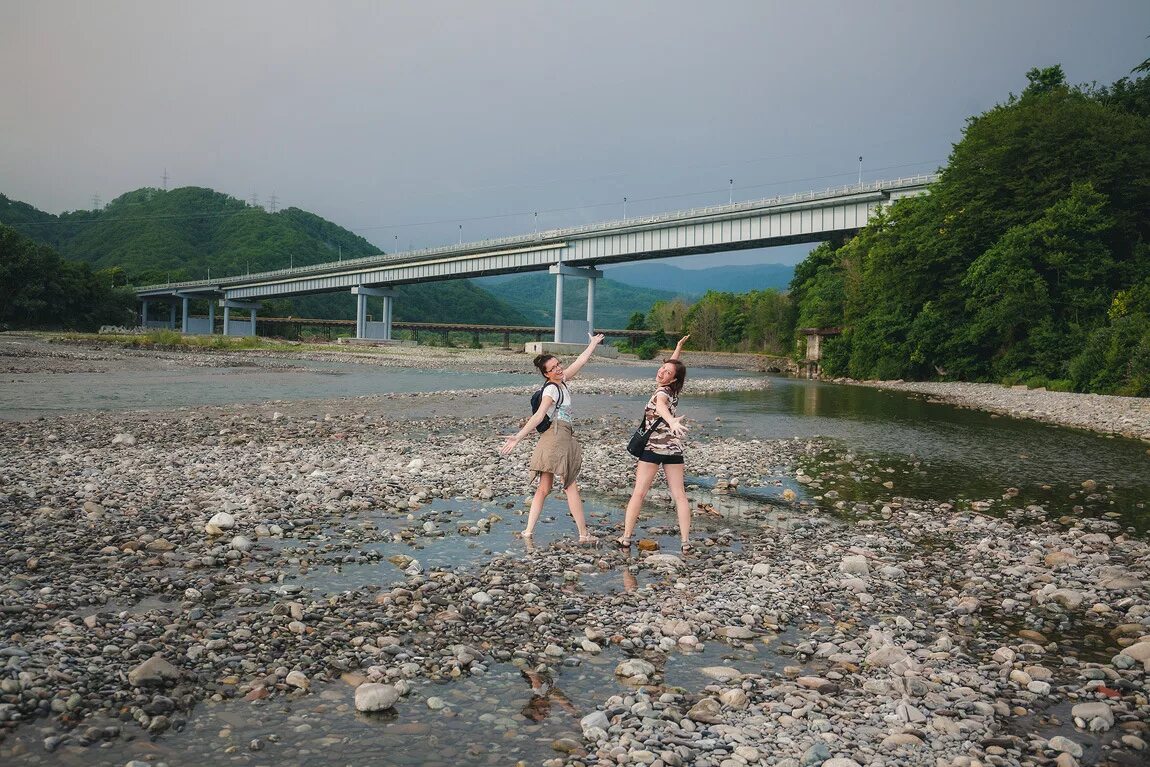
[{"x1": 848, "y1": 380, "x2": 1150, "y2": 443}]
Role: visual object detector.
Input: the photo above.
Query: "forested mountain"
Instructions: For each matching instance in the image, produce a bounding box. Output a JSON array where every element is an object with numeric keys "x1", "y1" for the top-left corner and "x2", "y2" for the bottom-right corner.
[
  {"x1": 474, "y1": 273, "x2": 677, "y2": 329},
  {"x1": 789, "y1": 65, "x2": 1150, "y2": 395},
  {"x1": 0, "y1": 188, "x2": 530, "y2": 325}
]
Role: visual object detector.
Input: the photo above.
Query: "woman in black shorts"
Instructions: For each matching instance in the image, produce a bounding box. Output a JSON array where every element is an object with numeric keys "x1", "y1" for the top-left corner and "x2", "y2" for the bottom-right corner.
[{"x1": 617, "y1": 335, "x2": 692, "y2": 551}]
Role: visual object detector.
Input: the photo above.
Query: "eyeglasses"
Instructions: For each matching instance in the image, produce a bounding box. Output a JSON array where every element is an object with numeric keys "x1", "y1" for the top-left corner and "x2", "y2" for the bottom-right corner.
[{"x1": 545, "y1": 363, "x2": 563, "y2": 374}]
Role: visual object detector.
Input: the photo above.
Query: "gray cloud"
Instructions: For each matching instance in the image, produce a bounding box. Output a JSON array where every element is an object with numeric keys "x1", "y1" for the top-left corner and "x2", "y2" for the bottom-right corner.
[{"x1": 2, "y1": 0, "x2": 1147, "y2": 268}]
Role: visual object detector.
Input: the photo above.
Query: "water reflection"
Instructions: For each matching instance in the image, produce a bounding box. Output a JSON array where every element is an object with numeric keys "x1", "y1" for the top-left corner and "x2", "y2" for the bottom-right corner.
[{"x1": 690, "y1": 377, "x2": 1149, "y2": 531}]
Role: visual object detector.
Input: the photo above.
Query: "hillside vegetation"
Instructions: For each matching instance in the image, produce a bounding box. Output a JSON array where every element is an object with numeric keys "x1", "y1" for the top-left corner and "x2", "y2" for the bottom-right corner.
[
  {"x1": 0, "y1": 188, "x2": 530, "y2": 326},
  {"x1": 789, "y1": 65, "x2": 1150, "y2": 395}
]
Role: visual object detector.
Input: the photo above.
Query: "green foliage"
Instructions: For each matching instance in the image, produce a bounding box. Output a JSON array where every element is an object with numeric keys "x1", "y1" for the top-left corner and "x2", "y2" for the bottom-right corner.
[
  {"x1": 0, "y1": 187, "x2": 531, "y2": 327},
  {"x1": 680, "y1": 289, "x2": 793, "y2": 354},
  {"x1": 635, "y1": 340, "x2": 660, "y2": 360},
  {"x1": 0, "y1": 225, "x2": 135, "y2": 331},
  {"x1": 788, "y1": 63, "x2": 1150, "y2": 395}
]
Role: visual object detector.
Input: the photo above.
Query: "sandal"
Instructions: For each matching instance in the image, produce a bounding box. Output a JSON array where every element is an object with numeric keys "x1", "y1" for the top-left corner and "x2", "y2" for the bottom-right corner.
[
  {"x1": 579, "y1": 533, "x2": 599, "y2": 545},
  {"x1": 614, "y1": 537, "x2": 632, "y2": 548},
  {"x1": 680, "y1": 541, "x2": 694, "y2": 555}
]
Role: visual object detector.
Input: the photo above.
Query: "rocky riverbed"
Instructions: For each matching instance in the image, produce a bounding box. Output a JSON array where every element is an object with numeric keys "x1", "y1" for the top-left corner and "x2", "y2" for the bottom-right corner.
[{"x1": 0, "y1": 339, "x2": 1148, "y2": 767}]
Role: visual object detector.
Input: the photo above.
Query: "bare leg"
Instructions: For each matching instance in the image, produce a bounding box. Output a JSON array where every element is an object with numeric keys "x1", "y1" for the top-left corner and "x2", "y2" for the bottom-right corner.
[
  {"x1": 622, "y1": 461, "x2": 660, "y2": 542},
  {"x1": 523, "y1": 473, "x2": 553, "y2": 537},
  {"x1": 564, "y1": 483, "x2": 593, "y2": 540},
  {"x1": 663, "y1": 463, "x2": 691, "y2": 545}
]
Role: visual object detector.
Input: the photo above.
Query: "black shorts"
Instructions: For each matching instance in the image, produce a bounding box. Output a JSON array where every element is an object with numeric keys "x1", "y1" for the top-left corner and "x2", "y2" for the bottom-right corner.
[{"x1": 638, "y1": 450, "x2": 684, "y2": 465}]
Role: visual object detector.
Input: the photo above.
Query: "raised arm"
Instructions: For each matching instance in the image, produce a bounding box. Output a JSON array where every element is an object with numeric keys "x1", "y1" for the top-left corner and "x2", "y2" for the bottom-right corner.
[
  {"x1": 561, "y1": 333, "x2": 605, "y2": 381},
  {"x1": 500, "y1": 393, "x2": 555, "y2": 455},
  {"x1": 669, "y1": 334, "x2": 690, "y2": 361}
]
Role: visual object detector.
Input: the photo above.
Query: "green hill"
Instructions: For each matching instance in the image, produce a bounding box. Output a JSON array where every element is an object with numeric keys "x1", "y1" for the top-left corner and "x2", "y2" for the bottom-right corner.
[{"x1": 0, "y1": 188, "x2": 530, "y2": 325}]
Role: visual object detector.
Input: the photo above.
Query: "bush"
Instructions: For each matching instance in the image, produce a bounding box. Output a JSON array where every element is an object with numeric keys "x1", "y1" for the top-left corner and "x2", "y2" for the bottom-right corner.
[{"x1": 636, "y1": 340, "x2": 659, "y2": 360}]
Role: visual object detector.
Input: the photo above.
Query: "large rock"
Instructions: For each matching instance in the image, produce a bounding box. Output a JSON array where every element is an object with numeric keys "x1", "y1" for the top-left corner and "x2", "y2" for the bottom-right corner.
[
  {"x1": 839, "y1": 555, "x2": 869, "y2": 575},
  {"x1": 206, "y1": 512, "x2": 235, "y2": 534},
  {"x1": 1071, "y1": 701, "x2": 1114, "y2": 731},
  {"x1": 698, "y1": 666, "x2": 743, "y2": 682},
  {"x1": 354, "y1": 683, "x2": 399, "y2": 712},
  {"x1": 714, "y1": 626, "x2": 755, "y2": 640},
  {"x1": 128, "y1": 656, "x2": 180, "y2": 686},
  {"x1": 1120, "y1": 641, "x2": 1150, "y2": 666},
  {"x1": 614, "y1": 658, "x2": 655, "y2": 681}
]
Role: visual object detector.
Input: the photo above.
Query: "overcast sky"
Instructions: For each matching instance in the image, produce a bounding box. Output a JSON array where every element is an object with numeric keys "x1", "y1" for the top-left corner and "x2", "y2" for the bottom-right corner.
[{"x1": 2, "y1": 1, "x2": 1147, "y2": 269}]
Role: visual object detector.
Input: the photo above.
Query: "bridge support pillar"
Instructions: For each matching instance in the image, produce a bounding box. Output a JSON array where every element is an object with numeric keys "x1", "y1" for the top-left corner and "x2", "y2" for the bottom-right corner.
[
  {"x1": 351, "y1": 286, "x2": 396, "y2": 341},
  {"x1": 220, "y1": 299, "x2": 261, "y2": 337},
  {"x1": 168, "y1": 303, "x2": 176, "y2": 329},
  {"x1": 141, "y1": 300, "x2": 149, "y2": 327},
  {"x1": 548, "y1": 264, "x2": 603, "y2": 343},
  {"x1": 208, "y1": 301, "x2": 215, "y2": 334},
  {"x1": 181, "y1": 297, "x2": 190, "y2": 332}
]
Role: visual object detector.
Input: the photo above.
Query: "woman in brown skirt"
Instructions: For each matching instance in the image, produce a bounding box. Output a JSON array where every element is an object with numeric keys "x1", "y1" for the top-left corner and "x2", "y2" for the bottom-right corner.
[{"x1": 500, "y1": 333, "x2": 604, "y2": 543}]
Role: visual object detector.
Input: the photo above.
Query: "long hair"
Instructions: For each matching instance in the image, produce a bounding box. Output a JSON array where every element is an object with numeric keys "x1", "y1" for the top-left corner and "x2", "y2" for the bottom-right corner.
[
  {"x1": 533, "y1": 354, "x2": 556, "y2": 378},
  {"x1": 663, "y1": 358, "x2": 687, "y2": 397}
]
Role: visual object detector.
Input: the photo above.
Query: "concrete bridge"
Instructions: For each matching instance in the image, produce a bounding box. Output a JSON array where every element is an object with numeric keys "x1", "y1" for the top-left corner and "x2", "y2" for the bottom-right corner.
[{"x1": 136, "y1": 174, "x2": 935, "y2": 344}]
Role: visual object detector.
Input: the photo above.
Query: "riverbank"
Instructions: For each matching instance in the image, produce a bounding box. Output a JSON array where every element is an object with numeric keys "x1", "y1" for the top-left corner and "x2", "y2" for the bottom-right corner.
[
  {"x1": 1, "y1": 373, "x2": 1148, "y2": 766},
  {"x1": 847, "y1": 380, "x2": 1150, "y2": 443}
]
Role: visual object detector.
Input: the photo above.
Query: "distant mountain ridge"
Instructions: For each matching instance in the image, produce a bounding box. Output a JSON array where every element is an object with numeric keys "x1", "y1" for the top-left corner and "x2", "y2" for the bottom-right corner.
[
  {"x1": 602, "y1": 262, "x2": 794, "y2": 296},
  {"x1": 474, "y1": 273, "x2": 677, "y2": 329}
]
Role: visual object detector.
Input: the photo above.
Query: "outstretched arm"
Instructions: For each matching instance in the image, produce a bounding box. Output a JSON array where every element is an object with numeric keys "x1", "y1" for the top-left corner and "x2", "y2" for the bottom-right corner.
[
  {"x1": 500, "y1": 394, "x2": 554, "y2": 455},
  {"x1": 562, "y1": 333, "x2": 605, "y2": 381},
  {"x1": 669, "y1": 334, "x2": 690, "y2": 361}
]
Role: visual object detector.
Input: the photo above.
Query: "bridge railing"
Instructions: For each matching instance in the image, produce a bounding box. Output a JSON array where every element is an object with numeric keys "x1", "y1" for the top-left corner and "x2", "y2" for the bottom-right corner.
[{"x1": 138, "y1": 173, "x2": 938, "y2": 293}]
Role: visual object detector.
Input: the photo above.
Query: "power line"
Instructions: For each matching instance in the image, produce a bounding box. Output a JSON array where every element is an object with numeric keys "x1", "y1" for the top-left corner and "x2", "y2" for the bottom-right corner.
[{"x1": 11, "y1": 158, "x2": 941, "y2": 231}]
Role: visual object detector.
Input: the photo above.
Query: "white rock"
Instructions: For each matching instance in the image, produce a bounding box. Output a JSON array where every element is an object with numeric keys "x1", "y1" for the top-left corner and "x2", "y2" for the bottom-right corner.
[
  {"x1": 615, "y1": 658, "x2": 656, "y2": 679},
  {"x1": 580, "y1": 710, "x2": 609, "y2": 735},
  {"x1": 1048, "y1": 735, "x2": 1083, "y2": 757},
  {"x1": 406, "y1": 458, "x2": 423, "y2": 473},
  {"x1": 1120, "y1": 641, "x2": 1150, "y2": 663},
  {"x1": 1071, "y1": 701, "x2": 1114, "y2": 731},
  {"x1": 839, "y1": 555, "x2": 869, "y2": 575},
  {"x1": 207, "y1": 512, "x2": 235, "y2": 531},
  {"x1": 230, "y1": 535, "x2": 253, "y2": 552},
  {"x1": 698, "y1": 666, "x2": 743, "y2": 682},
  {"x1": 354, "y1": 683, "x2": 399, "y2": 712},
  {"x1": 127, "y1": 656, "x2": 180, "y2": 686},
  {"x1": 285, "y1": 670, "x2": 309, "y2": 690},
  {"x1": 111, "y1": 433, "x2": 136, "y2": 446}
]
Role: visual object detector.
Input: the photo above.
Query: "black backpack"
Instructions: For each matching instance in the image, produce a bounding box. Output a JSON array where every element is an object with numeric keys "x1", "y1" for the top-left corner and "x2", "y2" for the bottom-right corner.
[{"x1": 529, "y1": 384, "x2": 564, "y2": 433}]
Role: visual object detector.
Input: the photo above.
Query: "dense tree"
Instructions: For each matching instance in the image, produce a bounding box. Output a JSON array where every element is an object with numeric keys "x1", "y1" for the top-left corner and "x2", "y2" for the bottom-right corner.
[
  {"x1": 0, "y1": 225, "x2": 135, "y2": 330},
  {"x1": 789, "y1": 61, "x2": 1150, "y2": 395}
]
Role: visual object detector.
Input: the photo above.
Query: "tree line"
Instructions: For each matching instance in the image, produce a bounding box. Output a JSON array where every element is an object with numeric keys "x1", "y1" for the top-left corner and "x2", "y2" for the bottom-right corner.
[{"x1": 634, "y1": 64, "x2": 1150, "y2": 395}]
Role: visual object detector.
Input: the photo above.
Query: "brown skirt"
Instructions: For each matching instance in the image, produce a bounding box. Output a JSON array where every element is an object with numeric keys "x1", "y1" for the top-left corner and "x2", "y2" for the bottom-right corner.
[{"x1": 528, "y1": 420, "x2": 582, "y2": 489}]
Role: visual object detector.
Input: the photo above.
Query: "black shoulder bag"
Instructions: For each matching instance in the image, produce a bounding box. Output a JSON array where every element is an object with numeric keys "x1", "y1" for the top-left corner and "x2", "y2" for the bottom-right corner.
[{"x1": 626, "y1": 414, "x2": 664, "y2": 458}]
